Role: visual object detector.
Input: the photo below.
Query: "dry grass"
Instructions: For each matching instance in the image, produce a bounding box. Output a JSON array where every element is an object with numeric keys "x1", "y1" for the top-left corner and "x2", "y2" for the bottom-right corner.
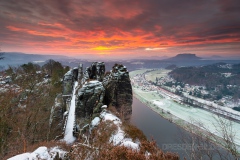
[
  {"x1": 122, "y1": 122, "x2": 147, "y2": 141},
  {"x1": 107, "y1": 105, "x2": 121, "y2": 118},
  {"x1": 69, "y1": 110, "x2": 179, "y2": 160}
]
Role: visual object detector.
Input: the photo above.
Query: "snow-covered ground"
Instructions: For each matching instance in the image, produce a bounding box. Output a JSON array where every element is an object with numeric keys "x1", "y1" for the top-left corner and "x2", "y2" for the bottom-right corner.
[
  {"x1": 133, "y1": 87, "x2": 240, "y2": 151},
  {"x1": 63, "y1": 81, "x2": 78, "y2": 144},
  {"x1": 99, "y1": 110, "x2": 140, "y2": 150},
  {"x1": 183, "y1": 93, "x2": 240, "y2": 118},
  {"x1": 8, "y1": 146, "x2": 67, "y2": 160}
]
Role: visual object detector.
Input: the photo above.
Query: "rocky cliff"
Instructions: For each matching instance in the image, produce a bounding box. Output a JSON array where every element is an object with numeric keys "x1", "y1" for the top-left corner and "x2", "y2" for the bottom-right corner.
[
  {"x1": 59, "y1": 62, "x2": 132, "y2": 135},
  {"x1": 103, "y1": 64, "x2": 132, "y2": 120},
  {"x1": 62, "y1": 70, "x2": 74, "y2": 96},
  {"x1": 75, "y1": 80, "x2": 105, "y2": 132},
  {"x1": 83, "y1": 62, "x2": 105, "y2": 83}
]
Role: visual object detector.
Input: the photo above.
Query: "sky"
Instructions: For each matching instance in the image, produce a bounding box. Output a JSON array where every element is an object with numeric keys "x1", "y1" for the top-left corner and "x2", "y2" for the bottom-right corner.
[{"x1": 0, "y1": 0, "x2": 240, "y2": 59}]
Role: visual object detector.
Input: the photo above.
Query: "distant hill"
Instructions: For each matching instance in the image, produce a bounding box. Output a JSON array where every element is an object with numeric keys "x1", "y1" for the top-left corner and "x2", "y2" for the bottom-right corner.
[
  {"x1": 165, "y1": 53, "x2": 202, "y2": 61},
  {"x1": 0, "y1": 52, "x2": 70, "y2": 69}
]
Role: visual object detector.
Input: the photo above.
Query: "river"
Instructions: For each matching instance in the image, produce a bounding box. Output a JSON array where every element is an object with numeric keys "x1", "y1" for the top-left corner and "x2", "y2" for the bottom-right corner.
[{"x1": 130, "y1": 96, "x2": 234, "y2": 159}]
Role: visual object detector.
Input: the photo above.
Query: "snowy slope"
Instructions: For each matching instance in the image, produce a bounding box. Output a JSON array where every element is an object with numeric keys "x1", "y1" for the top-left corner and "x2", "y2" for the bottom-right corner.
[
  {"x1": 63, "y1": 81, "x2": 78, "y2": 144},
  {"x1": 99, "y1": 110, "x2": 140, "y2": 150},
  {"x1": 8, "y1": 146, "x2": 67, "y2": 160}
]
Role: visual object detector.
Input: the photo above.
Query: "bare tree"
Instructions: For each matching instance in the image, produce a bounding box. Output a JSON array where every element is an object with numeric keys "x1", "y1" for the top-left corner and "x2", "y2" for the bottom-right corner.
[
  {"x1": 210, "y1": 115, "x2": 239, "y2": 159},
  {"x1": 178, "y1": 115, "x2": 239, "y2": 160}
]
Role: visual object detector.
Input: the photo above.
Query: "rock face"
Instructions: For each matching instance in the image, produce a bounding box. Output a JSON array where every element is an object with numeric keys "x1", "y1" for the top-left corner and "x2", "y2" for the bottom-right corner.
[
  {"x1": 75, "y1": 80, "x2": 105, "y2": 131},
  {"x1": 49, "y1": 94, "x2": 65, "y2": 139},
  {"x1": 61, "y1": 62, "x2": 132, "y2": 134},
  {"x1": 72, "y1": 67, "x2": 79, "y2": 81},
  {"x1": 103, "y1": 64, "x2": 132, "y2": 120},
  {"x1": 63, "y1": 70, "x2": 74, "y2": 96},
  {"x1": 83, "y1": 62, "x2": 105, "y2": 82},
  {"x1": 78, "y1": 63, "x2": 83, "y2": 84}
]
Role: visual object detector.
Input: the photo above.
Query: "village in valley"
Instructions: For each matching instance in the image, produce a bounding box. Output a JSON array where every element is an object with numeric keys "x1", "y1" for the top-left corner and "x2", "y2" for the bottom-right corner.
[{"x1": 130, "y1": 68, "x2": 240, "y2": 122}]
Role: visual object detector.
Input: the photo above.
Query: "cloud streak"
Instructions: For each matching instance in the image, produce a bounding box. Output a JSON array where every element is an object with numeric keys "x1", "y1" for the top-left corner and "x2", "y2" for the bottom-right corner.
[{"x1": 0, "y1": 0, "x2": 240, "y2": 58}]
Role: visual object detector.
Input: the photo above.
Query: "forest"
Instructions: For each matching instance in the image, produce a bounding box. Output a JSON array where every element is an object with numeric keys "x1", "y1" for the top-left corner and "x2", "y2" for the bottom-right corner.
[
  {"x1": 0, "y1": 60, "x2": 69, "y2": 158},
  {"x1": 169, "y1": 63, "x2": 240, "y2": 99}
]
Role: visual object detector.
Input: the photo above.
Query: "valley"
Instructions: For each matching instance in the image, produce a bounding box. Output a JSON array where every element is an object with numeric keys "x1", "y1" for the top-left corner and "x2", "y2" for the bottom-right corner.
[{"x1": 130, "y1": 68, "x2": 240, "y2": 155}]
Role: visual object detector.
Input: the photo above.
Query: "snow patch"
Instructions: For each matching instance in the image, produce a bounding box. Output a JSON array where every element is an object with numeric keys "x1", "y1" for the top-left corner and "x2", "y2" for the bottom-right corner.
[
  {"x1": 8, "y1": 146, "x2": 67, "y2": 160},
  {"x1": 89, "y1": 80, "x2": 99, "y2": 84},
  {"x1": 100, "y1": 111, "x2": 121, "y2": 125},
  {"x1": 121, "y1": 140, "x2": 139, "y2": 150},
  {"x1": 153, "y1": 100, "x2": 164, "y2": 106},
  {"x1": 91, "y1": 117, "x2": 100, "y2": 127},
  {"x1": 101, "y1": 105, "x2": 107, "y2": 109},
  {"x1": 100, "y1": 109, "x2": 139, "y2": 150}
]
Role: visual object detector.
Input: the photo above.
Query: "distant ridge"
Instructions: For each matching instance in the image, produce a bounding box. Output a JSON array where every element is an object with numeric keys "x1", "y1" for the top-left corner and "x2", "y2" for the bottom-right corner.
[
  {"x1": 165, "y1": 53, "x2": 202, "y2": 61},
  {"x1": 0, "y1": 52, "x2": 70, "y2": 69}
]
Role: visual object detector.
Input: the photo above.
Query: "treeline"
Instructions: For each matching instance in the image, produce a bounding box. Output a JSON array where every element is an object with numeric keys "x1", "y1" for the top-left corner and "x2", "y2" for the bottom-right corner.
[
  {"x1": 0, "y1": 59, "x2": 69, "y2": 158},
  {"x1": 169, "y1": 63, "x2": 240, "y2": 99}
]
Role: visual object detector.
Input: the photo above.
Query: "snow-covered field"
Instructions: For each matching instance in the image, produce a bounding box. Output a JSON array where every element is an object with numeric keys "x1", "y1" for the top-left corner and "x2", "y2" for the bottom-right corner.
[{"x1": 132, "y1": 86, "x2": 240, "y2": 152}]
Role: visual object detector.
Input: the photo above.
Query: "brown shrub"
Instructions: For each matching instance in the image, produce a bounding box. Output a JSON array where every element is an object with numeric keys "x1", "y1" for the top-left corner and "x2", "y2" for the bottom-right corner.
[
  {"x1": 98, "y1": 144, "x2": 146, "y2": 160},
  {"x1": 107, "y1": 106, "x2": 120, "y2": 118},
  {"x1": 3, "y1": 141, "x2": 70, "y2": 160},
  {"x1": 91, "y1": 120, "x2": 118, "y2": 147},
  {"x1": 122, "y1": 122, "x2": 147, "y2": 141}
]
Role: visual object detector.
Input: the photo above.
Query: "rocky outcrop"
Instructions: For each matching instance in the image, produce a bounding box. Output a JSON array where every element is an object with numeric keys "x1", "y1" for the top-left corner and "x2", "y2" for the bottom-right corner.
[
  {"x1": 72, "y1": 67, "x2": 78, "y2": 81},
  {"x1": 49, "y1": 94, "x2": 65, "y2": 139},
  {"x1": 77, "y1": 63, "x2": 83, "y2": 84},
  {"x1": 75, "y1": 80, "x2": 105, "y2": 132},
  {"x1": 83, "y1": 62, "x2": 105, "y2": 82},
  {"x1": 63, "y1": 70, "x2": 74, "y2": 96},
  {"x1": 62, "y1": 62, "x2": 132, "y2": 134},
  {"x1": 103, "y1": 64, "x2": 132, "y2": 120}
]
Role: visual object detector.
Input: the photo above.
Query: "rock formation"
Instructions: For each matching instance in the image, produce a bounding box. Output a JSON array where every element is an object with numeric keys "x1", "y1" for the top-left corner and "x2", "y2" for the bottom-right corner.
[
  {"x1": 49, "y1": 94, "x2": 65, "y2": 139},
  {"x1": 77, "y1": 63, "x2": 83, "y2": 84},
  {"x1": 103, "y1": 64, "x2": 132, "y2": 120},
  {"x1": 61, "y1": 62, "x2": 132, "y2": 134},
  {"x1": 83, "y1": 62, "x2": 105, "y2": 82},
  {"x1": 72, "y1": 67, "x2": 78, "y2": 81},
  {"x1": 63, "y1": 70, "x2": 74, "y2": 96},
  {"x1": 62, "y1": 70, "x2": 74, "y2": 110},
  {"x1": 75, "y1": 80, "x2": 105, "y2": 132}
]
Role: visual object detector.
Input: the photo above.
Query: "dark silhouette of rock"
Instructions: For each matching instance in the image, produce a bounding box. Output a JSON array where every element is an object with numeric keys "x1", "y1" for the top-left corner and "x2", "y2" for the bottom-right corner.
[
  {"x1": 72, "y1": 67, "x2": 78, "y2": 81},
  {"x1": 103, "y1": 64, "x2": 132, "y2": 120},
  {"x1": 78, "y1": 63, "x2": 83, "y2": 84},
  {"x1": 49, "y1": 94, "x2": 65, "y2": 139},
  {"x1": 166, "y1": 53, "x2": 202, "y2": 61},
  {"x1": 63, "y1": 70, "x2": 74, "y2": 96}
]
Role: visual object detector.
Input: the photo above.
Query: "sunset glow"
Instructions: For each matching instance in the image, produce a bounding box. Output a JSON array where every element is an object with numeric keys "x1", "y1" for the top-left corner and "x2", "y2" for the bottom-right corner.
[{"x1": 0, "y1": 0, "x2": 240, "y2": 59}]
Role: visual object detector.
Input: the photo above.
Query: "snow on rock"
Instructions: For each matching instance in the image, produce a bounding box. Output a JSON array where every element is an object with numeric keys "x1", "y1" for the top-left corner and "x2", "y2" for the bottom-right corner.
[
  {"x1": 89, "y1": 80, "x2": 99, "y2": 84},
  {"x1": 8, "y1": 146, "x2": 67, "y2": 160},
  {"x1": 91, "y1": 117, "x2": 100, "y2": 127},
  {"x1": 100, "y1": 109, "x2": 139, "y2": 150},
  {"x1": 32, "y1": 147, "x2": 49, "y2": 159},
  {"x1": 121, "y1": 139, "x2": 139, "y2": 150},
  {"x1": 101, "y1": 105, "x2": 107, "y2": 109},
  {"x1": 110, "y1": 127, "x2": 125, "y2": 145},
  {"x1": 100, "y1": 111, "x2": 121, "y2": 125}
]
